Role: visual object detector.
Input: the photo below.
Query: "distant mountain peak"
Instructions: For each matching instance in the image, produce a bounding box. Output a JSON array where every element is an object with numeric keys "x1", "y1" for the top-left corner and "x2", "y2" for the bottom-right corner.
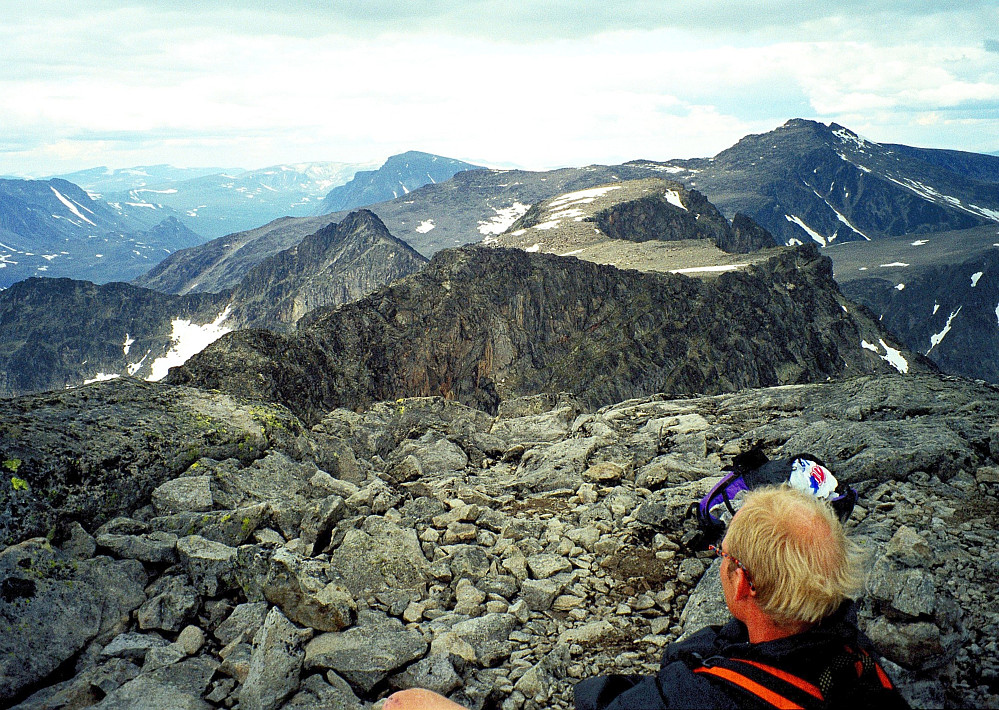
[{"x1": 318, "y1": 152, "x2": 484, "y2": 214}]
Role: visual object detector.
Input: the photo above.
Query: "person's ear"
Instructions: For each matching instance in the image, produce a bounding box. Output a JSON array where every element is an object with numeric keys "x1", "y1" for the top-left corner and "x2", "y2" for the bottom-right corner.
[{"x1": 733, "y1": 568, "x2": 756, "y2": 601}]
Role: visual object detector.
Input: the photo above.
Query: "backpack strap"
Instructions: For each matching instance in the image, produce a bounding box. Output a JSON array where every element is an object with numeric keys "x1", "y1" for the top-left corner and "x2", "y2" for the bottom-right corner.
[
  {"x1": 817, "y1": 645, "x2": 896, "y2": 704},
  {"x1": 693, "y1": 657, "x2": 824, "y2": 709}
]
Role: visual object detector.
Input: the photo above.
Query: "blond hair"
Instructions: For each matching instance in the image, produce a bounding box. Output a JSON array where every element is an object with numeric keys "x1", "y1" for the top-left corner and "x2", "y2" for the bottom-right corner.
[{"x1": 724, "y1": 485, "x2": 864, "y2": 626}]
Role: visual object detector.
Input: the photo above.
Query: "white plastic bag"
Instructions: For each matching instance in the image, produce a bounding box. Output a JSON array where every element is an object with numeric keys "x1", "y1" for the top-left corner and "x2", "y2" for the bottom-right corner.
[{"x1": 788, "y1": 458, "x2": 838, "y2": 499}]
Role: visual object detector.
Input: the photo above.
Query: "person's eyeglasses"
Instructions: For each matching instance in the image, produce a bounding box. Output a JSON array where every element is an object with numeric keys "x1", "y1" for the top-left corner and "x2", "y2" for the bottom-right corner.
[{"x1": 709, "y1": 544, "x2": 756, "y2": 591}]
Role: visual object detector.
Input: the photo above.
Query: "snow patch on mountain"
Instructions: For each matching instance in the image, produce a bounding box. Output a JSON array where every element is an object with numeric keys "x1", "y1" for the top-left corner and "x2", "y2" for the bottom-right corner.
[
  {"x1": 663, "y1": 189, "x2": 687, "y2": 211},
  {"x1": 416, "y1": 220, "x2": 435, "y2": 234},
  {"x1": 785, "y1": 215, "x2": 826, "y2": 246},
  {"x1": 50, "y1": 186, "x2": 97, "y2": 226},
  {"x1": 971, "y1": 271, "x2": 984, "y2": 287},
  {"x1": 861, "y1": 338, "x2": 908, "y2": 373},
  {"x1": 478, "y1": 203, "x2": 531, "y2": 237},
  {"x1": 670, "y1": 264, "x2": 747, "y2": 274},
  {"x1": 83, "y1": 372, "x2": 120, "y2": 385},
  {"x1": 146, "y1": 306, "x2": 233, "y2": 382},
  {"x1": 927, "y1": 306, "x2": 962, "y2": 355}
]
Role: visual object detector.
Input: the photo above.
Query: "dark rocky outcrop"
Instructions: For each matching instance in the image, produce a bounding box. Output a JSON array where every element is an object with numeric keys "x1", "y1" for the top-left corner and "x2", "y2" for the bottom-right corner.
[
  {"x1": 3, "y1": 373, "x2": 999, "y2": 708},
  {"x1": 724, "y1": 212, "x2": 778, "y2": 253},
  {"x1": 0, "y1": 278, "x2": 231, "y2": 397},
  {"x1": 591, "y1": 189, "x2": 726, "y2": 246},
  {"x1": 0, "y1": 212, "x2": 429, "y2": 396},
  {"x1": 168, "y1": 243, "x2": 933, "y2": 423}
]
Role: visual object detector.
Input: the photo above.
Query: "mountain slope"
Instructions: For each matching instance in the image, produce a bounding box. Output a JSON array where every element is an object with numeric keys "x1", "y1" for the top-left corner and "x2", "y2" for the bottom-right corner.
[
  {"x1": 132, "y1": 163, "x2": 659, "y2": 294},
  {"x1": 0, "y1": 178, "x2": 203, "y2": 288},
  {"x1": 167, "y1": 243, "x2": 934, "y2": 423},
  {"x1": 0, "y1": 211, "x2": 429, "y2": 395},
  {"x1": 830, "y1": 228, "x2": 999, "y2": 383},
  {"x1": 226, "y1": 210, "x2": 429, "y2": 331},
  {"x1": 317, "y1": 151, "x2": 483, "y2": 213},
  {"x1": 634, "y1": 119, "x2": 999, "y2": 247},
  {"x1": 0, "y1": 278, "x2": 231, "y2": 396}
]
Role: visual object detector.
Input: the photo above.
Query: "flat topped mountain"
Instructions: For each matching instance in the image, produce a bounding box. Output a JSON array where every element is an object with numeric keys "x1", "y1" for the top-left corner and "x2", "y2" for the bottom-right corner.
[
  {"x1": 317, "y1": 150, "x2": 484, "y2": 214},
  {"x1": 487, "y1": 178, "x2": 777, "y2": 276},
  {"x1": 168, "y1": 243, "x2": 934, "y2": 423}
]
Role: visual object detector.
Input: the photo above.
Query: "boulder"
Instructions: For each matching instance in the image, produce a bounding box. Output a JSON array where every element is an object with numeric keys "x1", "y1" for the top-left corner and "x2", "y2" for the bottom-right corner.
[
  {"x1": 151, "y1": 475, "x2": 214, "y2": 515},
  {"x1": 91, "y1": 657, "x2": 217, "y2": 710},
  {"x1": 305, "y1": 616, "x2": 428, "y2": 693},
  {"x1": 136, "y1": 575, "x2": 200, "y2": 632},
  {"x1": 0, "y1": 539, "x2": 146, "y2": 700},
  {"x1": 176, "y1": 535, "x2": 238, "y2": 597},
  {"x1": 328, "y1": 517, "x2": 429, "y2": 596},
  {"x1": 261, "y1": 547, "x2": 356, "y2": 632},
  {"x1": 239, "y1": 607, "x2": 313, "y2": 710}
]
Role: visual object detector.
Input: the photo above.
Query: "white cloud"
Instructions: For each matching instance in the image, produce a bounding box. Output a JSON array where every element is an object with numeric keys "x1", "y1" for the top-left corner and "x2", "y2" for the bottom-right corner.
[{"x1": 1, "y1": 2, "x2": 997, "y2": 174}]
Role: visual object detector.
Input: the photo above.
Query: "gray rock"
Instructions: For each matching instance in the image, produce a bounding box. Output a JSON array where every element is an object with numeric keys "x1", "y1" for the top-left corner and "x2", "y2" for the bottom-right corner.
[
  {"x1": 151, "y1": 475, "x2": 214, "y2": 515},
  {"x1": 283, "y1": 672, "x2": 364, "y2": 710},
  {"x1": 96, "y1": 531, "x2": 178, "y2": 564},
  {"x1": 137, "y1": 575, "x2": 200, "y2": 632},
  {"x1": 261, "y1": 547, "x2": 356, "y2": 631},
  {"x1": 305, "y1": 617, "x2": 428, "y2": 693},
  {"x1": 390, "y1": 653, "x2": 463, "y2": 695},
  {"x1": 59, "y1": 521, "x2": 97, "y2": 559},
  {"x1": 527, "y1": 553, "x2": 572, "y2": 580},
  {"x1": 515, "y1": 437, "x2": 601, "y2": 492},
  {"x1": 393, "y1": 432, "x2": 468, "y2": 473},
  {"x1": 448, "y1": 544, "x2": 492, "y2": 582},
  {"x1": 176, "y1": 535, "x2": 238, "y2": 597},
  {"x1": 211, "y1": 452, "x2": 313, "y2": 537},
  {"x1": 214, "y1": 601, "x2": 270, "y2": 646},
  {"x1": 239, "y1": 607, "x2": 313, "y2": 710},
  {"x1": 12, "y1": 658, "x2": 140, "y2": 710},
  {"x1": 678, "y1": 558, "x2": 729, "y2": 641},
  {"x1": 513, "y1": 645, "x2": 569, "y2": 704},
  {"x1": 299, "y1": 495, "x2": 347, "y2": 553},
  {"x1": 92, "y1": 656, "x2": 216, "y2": 710},
  {"x1": 452, "y1": 613, "x2": 517, "y2": 665},
  {"x1": 885, "y1": 526, "x2": 932, "y2": 568},
  {"x1": 521, "y1": 578, "x2": 562, "y2": 611},
  {"x1": 149, "y1": 503, "x2": 270, "y2": 547},
  {"x1": 100, "y1": 632, "x2": 170, "y2": 663},
  {"x1": 328, "y1": 517, "x2": 429, "y2": 596},
  {"x1": 0, "y1": 539, "x2": 146, "y2": 700}
]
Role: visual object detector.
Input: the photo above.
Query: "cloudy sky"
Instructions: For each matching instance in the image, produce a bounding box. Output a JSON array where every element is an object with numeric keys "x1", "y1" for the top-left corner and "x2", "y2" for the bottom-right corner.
[{"x1": 2, "y1": 1, "x2": 997, "y2": 176}]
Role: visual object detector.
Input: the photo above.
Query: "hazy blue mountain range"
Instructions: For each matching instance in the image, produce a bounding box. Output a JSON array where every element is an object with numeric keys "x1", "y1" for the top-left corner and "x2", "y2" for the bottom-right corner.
[
  {"x1": 0, "y1": 177, "x2": 203, "y2": 289},
  {"x1": 51, "y1": 165, "x2": 239, "y2": 195}
]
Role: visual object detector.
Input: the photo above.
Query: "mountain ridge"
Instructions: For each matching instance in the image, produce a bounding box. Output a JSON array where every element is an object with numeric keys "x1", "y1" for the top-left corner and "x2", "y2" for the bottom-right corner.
[{"x1": 167, "y1": 243, "x2": 934, "y2": 423}]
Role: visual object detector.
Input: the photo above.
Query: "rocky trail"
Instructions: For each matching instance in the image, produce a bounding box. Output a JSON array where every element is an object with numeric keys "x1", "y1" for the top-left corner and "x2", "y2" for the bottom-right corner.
[{"x1": 2, "y1": 373, "x2": 998, "y2": 709}]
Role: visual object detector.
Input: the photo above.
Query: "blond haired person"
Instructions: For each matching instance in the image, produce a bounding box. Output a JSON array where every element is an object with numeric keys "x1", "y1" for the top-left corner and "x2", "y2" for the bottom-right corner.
[{"x1": 574, "y1": 485, "x2": 908, "y2": 709}]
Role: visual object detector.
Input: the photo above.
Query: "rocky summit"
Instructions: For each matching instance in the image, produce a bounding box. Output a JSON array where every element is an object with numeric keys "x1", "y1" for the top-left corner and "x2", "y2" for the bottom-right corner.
[{"x1": 1, "y1": 373, "x2": 998, "y2": 709}]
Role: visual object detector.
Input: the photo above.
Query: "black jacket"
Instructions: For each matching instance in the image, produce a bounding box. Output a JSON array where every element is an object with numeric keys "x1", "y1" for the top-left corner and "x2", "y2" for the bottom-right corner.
[{"x1": 574, "y1": 603, "x2": 908, "y2": 709}]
